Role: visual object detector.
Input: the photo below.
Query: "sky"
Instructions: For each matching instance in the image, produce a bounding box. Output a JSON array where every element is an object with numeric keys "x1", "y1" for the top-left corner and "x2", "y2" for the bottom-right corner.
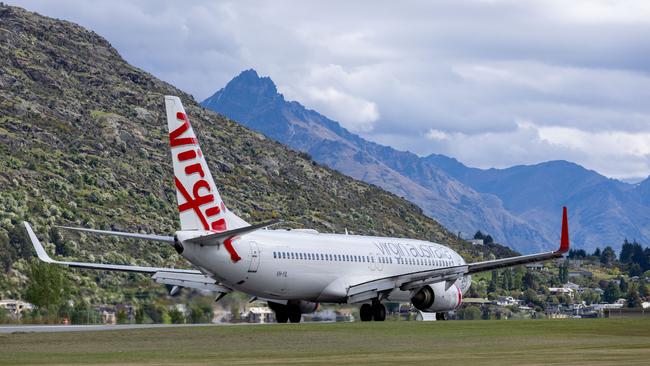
[{"x1": 11, "y1": 0, "x2": 650, "y2": 181}]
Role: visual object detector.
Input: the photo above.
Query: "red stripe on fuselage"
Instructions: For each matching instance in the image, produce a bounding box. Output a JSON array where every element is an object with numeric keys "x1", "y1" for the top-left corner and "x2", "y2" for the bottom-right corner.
[{"x1": 224, "y1": 235, "x2": 241, "y2": 262}]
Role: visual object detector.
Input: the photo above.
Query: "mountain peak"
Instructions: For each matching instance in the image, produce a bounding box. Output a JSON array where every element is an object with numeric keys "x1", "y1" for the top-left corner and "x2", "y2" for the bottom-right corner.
[
  {"x1": 201, "y1": 69, "x2": 283, "y2": 113},
  {"x1": 228, "y1": 68, "x2": 280, "y2": 99}
]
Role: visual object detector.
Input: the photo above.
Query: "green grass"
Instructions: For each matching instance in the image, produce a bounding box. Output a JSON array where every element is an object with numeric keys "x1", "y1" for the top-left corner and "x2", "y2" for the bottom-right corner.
[{"x1": 1, "y1": 318, "x2": 649, "y2": 365}]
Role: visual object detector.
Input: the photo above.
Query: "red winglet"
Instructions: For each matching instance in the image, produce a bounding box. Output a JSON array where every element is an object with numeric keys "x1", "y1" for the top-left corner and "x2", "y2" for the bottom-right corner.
[{"x1": 559, "y1": 206, "x2": 570, "y2": 253}]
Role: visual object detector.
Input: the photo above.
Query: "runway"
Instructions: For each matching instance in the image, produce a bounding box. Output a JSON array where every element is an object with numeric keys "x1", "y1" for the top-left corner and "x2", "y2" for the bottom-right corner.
[{"x1": 0, "y1": 323, "x2": 239, "y2": 334}]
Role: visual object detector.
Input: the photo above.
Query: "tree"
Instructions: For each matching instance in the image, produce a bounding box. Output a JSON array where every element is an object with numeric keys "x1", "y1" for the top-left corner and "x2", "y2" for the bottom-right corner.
[
  {"x1": 474, "y1": 231, "x2": 485, "y2": 240},
  {"x1": 604, "y1": 282, "x2": 621, "y2": 303},
  {"x1": 457, "y1": 306, "x2": 482, "y2": 320},
  {"x1": 188, "y1": 303, "x2": 212, "y2": 324},
  {"x1": 620, "y1": 239, "x2": 634, "y2": 263},
  {"x1": 626, "y1": 285, "x2": 642, "y2": 308},
  {"x1": 523, "y1": 272, "x2": 539, "y2": 290},
  {"x1": 501, "y1": 269, "x2": 513, "y2": 291},
  {"x1": 628, "y1": 263, "x2": 643, "y2": 277},
  {"x1": 143, "y1": 303, "x2": 165, "y2": 323},
  {"x1": 593, "y1": 248, "x2": 601, "y2": 258},
  {"x1": 24, "y1": 261, "x2": 69, "y2": 310},
  {"x1": 558, "y1": 261, "x2": 569, "y2": 284},
  {"x1": 487, "y1": 280, "x2": 497, "y2": 294},
  {"x1": 568, "y1": 249, "x2": 587, "y2": 259},
  {"x1": 639, "y1": 278, "x2": 649, "y2": 298},
  {"x1": 600, "y1": 247, "x2": 616, "y2": 266},
  {"x1": 169, "y1": 307, "x2": 185, "y2": 324},
  {"x1": 116, "y1": 309, "x2": 128, "y2": 324},
  {"x1": 580, "y1": 289, "x2": 601, "y2": 305},
  {"x1": 619, "y1": 277, "x2": 628, "y2": 293},
  {"x1": 484, "y1": 235, "x2": 494, "y2": 245}
]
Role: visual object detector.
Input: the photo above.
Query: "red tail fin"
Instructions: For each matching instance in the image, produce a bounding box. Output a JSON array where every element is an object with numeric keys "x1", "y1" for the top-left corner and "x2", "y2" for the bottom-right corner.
[{"x1": 558, "y1": 206, "x2": 570, "y2": 253}]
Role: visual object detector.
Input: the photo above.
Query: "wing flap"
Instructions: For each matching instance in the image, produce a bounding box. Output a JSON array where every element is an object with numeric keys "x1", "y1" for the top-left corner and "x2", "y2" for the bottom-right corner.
[{"x1": 152, "y1": 272, "x2": 232, "y2": 293}]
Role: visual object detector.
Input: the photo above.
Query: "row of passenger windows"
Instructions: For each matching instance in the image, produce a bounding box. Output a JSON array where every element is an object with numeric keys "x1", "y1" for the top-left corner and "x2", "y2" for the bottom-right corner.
[
  {"x1": 272, "y1": 251, "x2": 454, "y2": 267},
  {"x1": 273, "y1": 251, "x2": 376, "y2": 263}
]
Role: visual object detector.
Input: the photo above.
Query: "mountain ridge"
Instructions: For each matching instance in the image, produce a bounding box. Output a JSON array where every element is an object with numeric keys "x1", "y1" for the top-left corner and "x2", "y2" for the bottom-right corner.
[{"x1": 203, "y1": 69, "x2": 650, "y2": 253}]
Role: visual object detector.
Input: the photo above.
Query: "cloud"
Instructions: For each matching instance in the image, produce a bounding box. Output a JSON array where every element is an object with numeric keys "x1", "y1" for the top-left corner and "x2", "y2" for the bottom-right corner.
[{"x1": 9, "y1": 0, "x2": 650, "y2": 179}]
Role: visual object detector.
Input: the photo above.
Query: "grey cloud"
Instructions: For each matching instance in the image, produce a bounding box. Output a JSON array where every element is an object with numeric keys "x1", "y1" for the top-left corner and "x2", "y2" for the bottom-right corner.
[{"x1": 9, "y1": 0, "x2": 650, "y2": 179}]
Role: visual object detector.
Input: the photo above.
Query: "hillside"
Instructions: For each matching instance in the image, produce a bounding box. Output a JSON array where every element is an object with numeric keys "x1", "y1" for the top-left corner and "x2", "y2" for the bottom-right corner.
[
  {"x1": 0, "y1": 5, "x2": 514, "y2": 301},
  {"x1": 203, "y1": 69, "x2": 650, "y2": 253}
]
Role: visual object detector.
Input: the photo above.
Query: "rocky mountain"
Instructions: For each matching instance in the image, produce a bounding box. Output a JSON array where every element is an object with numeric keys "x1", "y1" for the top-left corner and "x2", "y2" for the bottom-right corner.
[
  {"x1": 425, "y1": 155, "x2": 650, "y2": 252},
  {"x1": 203, "y1": 70, "x2": 650, "y2": 253},
  {"x1": 0, "y1": 5, "x2": 515, "y2": 300},
  {"x1": 202, "y1": 70, "x2": 551, "y2": 253}
]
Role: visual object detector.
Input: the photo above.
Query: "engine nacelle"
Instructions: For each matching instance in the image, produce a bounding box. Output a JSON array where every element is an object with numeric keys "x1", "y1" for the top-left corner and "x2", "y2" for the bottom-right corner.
[
  {"x1": 294, "y1": 300, "x2": 319, "y2": 314},
  {"x1": 411, "y1": 282, "x2": 462, "y2": 312}
]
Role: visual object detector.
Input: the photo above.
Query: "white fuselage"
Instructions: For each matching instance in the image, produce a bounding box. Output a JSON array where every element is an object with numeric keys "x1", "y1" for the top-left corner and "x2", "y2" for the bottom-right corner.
[{"x1": 177, "y1": 229, "x2": 469, "y2": 304}]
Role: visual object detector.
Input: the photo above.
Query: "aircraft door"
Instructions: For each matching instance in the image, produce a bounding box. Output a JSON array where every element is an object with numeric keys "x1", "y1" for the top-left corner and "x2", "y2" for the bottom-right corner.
[{"x1": 248, "y1": 241, "x2": 260, "y2": 273}]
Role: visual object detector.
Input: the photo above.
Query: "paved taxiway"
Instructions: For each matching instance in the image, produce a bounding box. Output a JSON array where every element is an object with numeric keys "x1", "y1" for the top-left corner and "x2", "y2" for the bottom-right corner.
[{"x1": 0, "y1": 323, "x2": 229, "y2": 334}]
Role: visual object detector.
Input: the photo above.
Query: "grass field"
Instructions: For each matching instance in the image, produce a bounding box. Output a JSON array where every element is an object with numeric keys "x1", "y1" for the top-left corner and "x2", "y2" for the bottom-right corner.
[{"x1": 1, "y1": 318, "x2": 649, "y2": 365}]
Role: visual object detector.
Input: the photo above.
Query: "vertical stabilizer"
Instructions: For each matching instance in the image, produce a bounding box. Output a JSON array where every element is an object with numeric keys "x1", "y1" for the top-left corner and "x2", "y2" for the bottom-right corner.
[{"x1": 164, "y1": 96, "x2": 248, "y2": 231}]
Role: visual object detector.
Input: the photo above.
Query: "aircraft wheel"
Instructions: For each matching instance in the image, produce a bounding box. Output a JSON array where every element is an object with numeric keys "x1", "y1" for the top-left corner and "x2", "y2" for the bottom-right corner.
[
  {"x1": 360, "y1": 303, "x2": 373, "y2": 321},
  {"x1": 275, "y1": 306, "x2": 289, "y2": 323},
  {"x1": 288, "y1": 304, "x2": 302, "y2": 323},
  {"x1": 436, "y1": 312, "x2": 448, "y2": 321},
  {"x1": 372, "y1": 302, "x2": 386, "y2": 321}
]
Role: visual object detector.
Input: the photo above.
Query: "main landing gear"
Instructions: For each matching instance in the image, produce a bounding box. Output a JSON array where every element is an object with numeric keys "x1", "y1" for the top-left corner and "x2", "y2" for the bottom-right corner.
[
  {"x1": 436, "y1": 312, "x2": 449, "y2": 321},
  {"x1": 360, "y1": 300, "x2": 386, "y2": 321},
  {"x1": 269, "y1": 302, "x2": 302, "y2": 323}
]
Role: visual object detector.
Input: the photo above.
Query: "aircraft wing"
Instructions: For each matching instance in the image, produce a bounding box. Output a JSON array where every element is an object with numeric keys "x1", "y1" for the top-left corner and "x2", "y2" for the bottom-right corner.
[
  {"x1": 346, "y1": 207, "x2": 570, "y2": 303},
  {"x1": 24, "y1": 222, "x2": 232, "y2": 294}
]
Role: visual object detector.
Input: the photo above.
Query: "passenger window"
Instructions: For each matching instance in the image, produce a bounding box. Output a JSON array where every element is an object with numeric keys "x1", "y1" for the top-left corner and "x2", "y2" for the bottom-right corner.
[{"x1": 273, "y1": 252, "x2": 277, "y2": 259}]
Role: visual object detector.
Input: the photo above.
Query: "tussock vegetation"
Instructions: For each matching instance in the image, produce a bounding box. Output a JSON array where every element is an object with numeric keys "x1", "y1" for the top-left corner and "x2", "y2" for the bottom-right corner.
[{"x1": 0, "y1": 5, "x2": 515, "y2": 302}]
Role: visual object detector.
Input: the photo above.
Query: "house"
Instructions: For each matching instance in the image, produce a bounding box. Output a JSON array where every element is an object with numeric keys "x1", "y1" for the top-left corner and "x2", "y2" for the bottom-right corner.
[
  {"x1": 592, "y1": 303, "x2": 624, "y2": 310},
  {"x1": 101, "y1": 310, "x2": 116, "y2": 324},
  {"x1": 564, "y1": 282, "x2": 581, "y2": 291},
  {"x1": 548, "y1": 287, "x2": 574, "y2": 298},
  {"x1": 495, "y1": 296, "x2": 520, "y2": 306},
  {"x1": 568, "y1": 270, "x2": 593, "y2": 278},
  {"x1": 525, "y1": 263, "x2": 545, "y2": 271},
  {"x1": 468, "y1": 239, "x2": 483, "y2": 246},
  {"x1": 0, "y1": 299, "x2": 34, "y2": 315},
  {"x1": 245, "y1": 306, "x2": 274, "y2": 323}
]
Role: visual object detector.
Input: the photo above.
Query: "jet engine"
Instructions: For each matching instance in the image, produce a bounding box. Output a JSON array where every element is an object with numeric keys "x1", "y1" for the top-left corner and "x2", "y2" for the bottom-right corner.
[
  {"x1": 411, "y1": 282, "x2": 462, "y2": 312},
  {"x1": 294, "y1": 300, "x2": 319, "y2": 314}
]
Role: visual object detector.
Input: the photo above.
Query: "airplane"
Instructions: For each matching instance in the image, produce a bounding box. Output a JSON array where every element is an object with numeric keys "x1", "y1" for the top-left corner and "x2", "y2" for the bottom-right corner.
[{"x1": 24, "y1": 96, "x2": 570, "y2": 323}]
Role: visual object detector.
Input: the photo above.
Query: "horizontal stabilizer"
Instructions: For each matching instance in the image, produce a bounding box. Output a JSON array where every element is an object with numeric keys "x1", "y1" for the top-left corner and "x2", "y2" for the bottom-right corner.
[
  {"x1": 24, "y1": 222, "x2": 198, "y2": 274},
  {"x1": 56, "y1": 225, "x2": 174, "y2": 243},
  {"x1": 185, "y1": 219, "x2": 280, "y2": 246}
]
